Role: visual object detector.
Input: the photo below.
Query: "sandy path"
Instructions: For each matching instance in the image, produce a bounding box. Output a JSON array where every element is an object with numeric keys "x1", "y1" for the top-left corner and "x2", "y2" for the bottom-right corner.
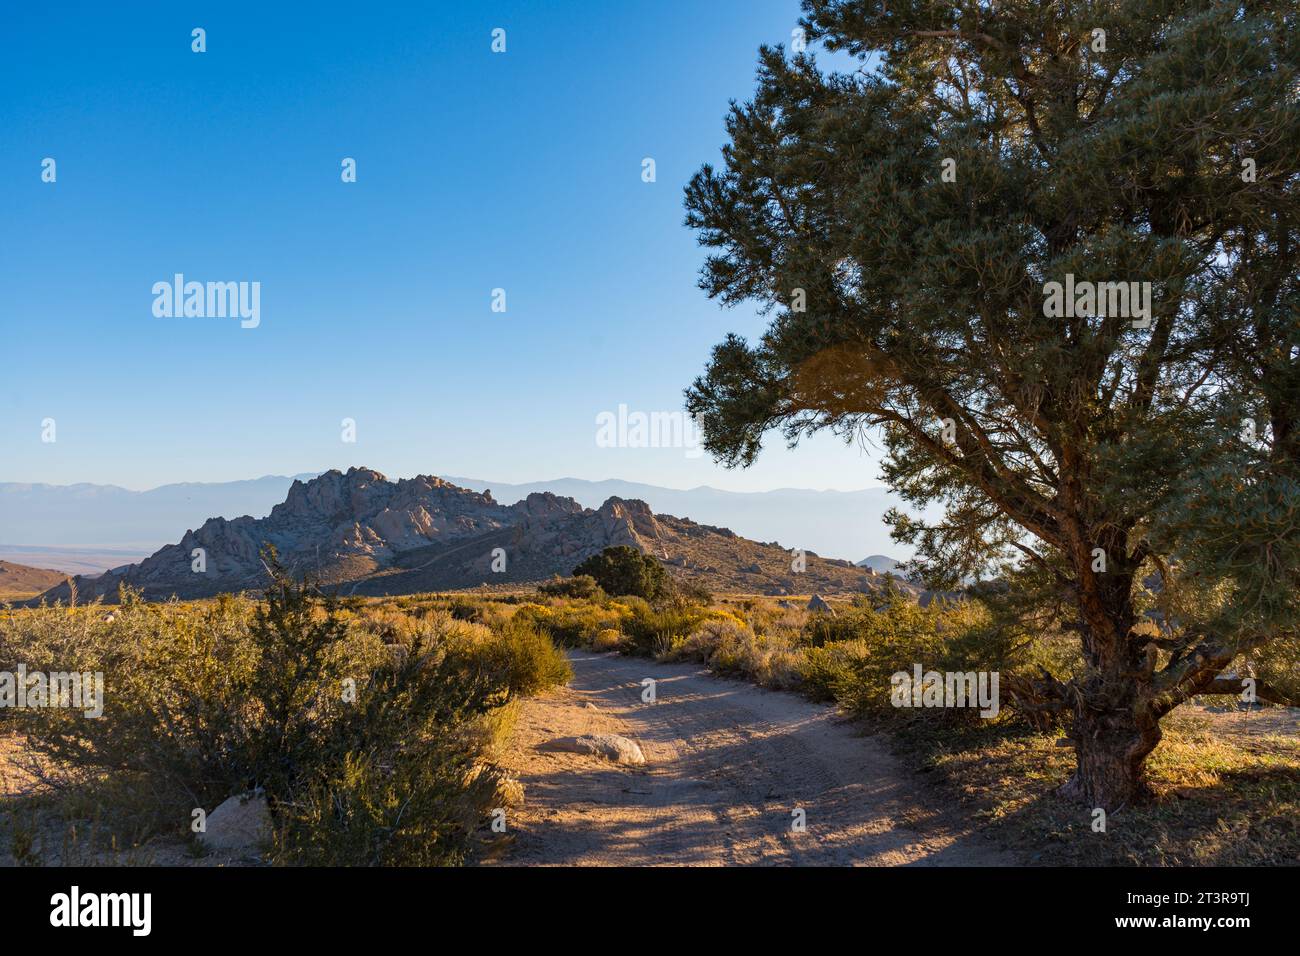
[{"x1": 491, "y1": 650, "x2": 1014, "y2": 866}]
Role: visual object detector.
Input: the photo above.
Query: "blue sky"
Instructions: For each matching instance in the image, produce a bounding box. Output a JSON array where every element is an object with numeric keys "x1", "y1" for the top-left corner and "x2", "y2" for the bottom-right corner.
[{"x1": 1, "y1": 0, "x2": 885, "y2": 493}]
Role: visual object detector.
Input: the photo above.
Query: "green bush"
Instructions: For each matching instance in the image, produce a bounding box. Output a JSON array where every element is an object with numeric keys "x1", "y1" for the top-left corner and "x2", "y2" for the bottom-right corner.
[
  {"x1": 273, "y1": 625, "x2": 511, "y2": 865},
  {"x1": 619, "y1": 602, "x2": 714, "y2": 656},
  {"x1": 802, "y1": 607, "x2": 872, "y2": 647},
  {"x1": 511, "y1": 601, "x2": 627, "y2": 648},
  {"x1": 1242, "y1": 631, "x2": 1299, "y2": 705},
  {"x1": 798, "y1": 598, "x2": 1038, "y2": 724},
  {"x1": 538, "y1": 575, "x2": 604, "y2": 600},
  {"x1": 799, "y1": 640, "x2": 874, "y2": 703},
  {"x1": 450, "y1": 616, "x2": 572, "y2": 698},
  {"x1": 446, "y1": 596, "x2": 487, "y2": 623},
  {"x1": 0, "y1": 591, "x2": 269, "y2": 832},
  {"x1": 572, "y1": 546, "x2": 668, "y2": 600},
  {"x1": 668, "y1": 615, "x2": 802, "y2": 688}
]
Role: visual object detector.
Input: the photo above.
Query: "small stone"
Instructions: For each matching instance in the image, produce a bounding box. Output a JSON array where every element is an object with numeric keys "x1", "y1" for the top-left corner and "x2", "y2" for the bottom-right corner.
[{"x1": 540, "y1": 734, "x2": 646, "y2": 765}]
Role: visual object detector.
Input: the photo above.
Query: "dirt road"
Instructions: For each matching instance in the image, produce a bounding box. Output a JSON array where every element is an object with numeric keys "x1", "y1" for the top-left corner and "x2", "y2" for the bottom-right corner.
[{"x1": 492, "y1": 650, "x2": 1014, "y2": 866}]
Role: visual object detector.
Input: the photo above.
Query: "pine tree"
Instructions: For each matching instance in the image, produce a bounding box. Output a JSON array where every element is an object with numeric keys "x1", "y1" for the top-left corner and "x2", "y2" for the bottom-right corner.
[{"x1": 683, "y1": 0, "x2": 1299, "y2": 808}]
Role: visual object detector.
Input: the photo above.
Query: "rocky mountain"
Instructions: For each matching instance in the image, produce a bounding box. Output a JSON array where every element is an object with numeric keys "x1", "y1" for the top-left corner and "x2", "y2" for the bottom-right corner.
[
  {"x1": 1, "y1": 473, "x2": 913, "y2": 564},
  {"x1": 445, "y1": 475, "x2": 910, "y2": 561},
  {"x1": 34, "y1": 467, "x2": 908, "y2": 604}
]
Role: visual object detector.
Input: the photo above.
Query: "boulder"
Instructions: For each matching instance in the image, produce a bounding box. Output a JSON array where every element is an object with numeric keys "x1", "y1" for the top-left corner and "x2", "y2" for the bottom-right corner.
[
  {"x1": 540, "y1": 734, "x2": 646, "y2": 765},
  {"x1": 204, "y1": 790, "x2": 271, "y2": 854},
  {"x1": 808, "y1": 594, "x2": 835, "y2": 614}
]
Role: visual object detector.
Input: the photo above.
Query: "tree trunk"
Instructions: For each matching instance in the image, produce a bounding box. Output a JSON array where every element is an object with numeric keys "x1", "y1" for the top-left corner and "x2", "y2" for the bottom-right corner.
[
  {"x1": 1059, "y1": 545, "x2": 1162, "y2": 810},
  {"x1": 1060, "y1": 695, "x2": 1162, "y2": 810}
]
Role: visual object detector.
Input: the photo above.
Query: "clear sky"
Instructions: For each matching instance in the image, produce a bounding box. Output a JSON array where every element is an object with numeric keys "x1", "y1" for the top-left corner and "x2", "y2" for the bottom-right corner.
[{"x1": 1, "y1": 0, "x2": 885, "y2": 493}]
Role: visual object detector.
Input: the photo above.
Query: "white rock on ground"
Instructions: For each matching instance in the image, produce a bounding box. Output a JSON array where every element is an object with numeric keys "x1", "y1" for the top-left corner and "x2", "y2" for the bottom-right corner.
[
  {"x1": 540, "y1": 734, "x2": 646, "y2": 765},
  {"x1": 204, "y1": 791, "x2": 271, "y2": 853}
]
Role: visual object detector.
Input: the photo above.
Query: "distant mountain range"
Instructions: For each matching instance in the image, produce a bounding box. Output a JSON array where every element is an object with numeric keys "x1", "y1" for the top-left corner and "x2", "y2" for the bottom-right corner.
[
  {"x1": 0, "y1": 475, "x2": 318, "y2": 551},
  {"x1": 856, "y1": 555, "x2": 901, "y2": 573},
  {"x1": 0, "y1": 473, "x2": 906, "y2": 573},
  {"x1": 35, "y1": 468, "x2": 908, "y2": 604}
]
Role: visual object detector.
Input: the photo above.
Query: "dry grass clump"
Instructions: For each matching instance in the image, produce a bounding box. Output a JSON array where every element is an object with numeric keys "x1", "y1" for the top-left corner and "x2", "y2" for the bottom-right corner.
[
  {"x1": 907, "y1": 703, "x2": 1299, "y2": 866},
  {"x1": 666, "y1": 616, "x2": 803, "y2": 689}
]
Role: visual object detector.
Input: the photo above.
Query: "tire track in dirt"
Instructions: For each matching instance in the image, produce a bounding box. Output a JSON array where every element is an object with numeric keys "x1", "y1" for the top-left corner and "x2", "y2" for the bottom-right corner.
[{"x1": 490, "y1": 651, "x2": 1016, "y2": 866}]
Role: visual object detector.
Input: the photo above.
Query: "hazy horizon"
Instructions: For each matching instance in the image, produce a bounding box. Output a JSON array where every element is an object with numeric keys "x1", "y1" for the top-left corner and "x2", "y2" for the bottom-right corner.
[{"x1": 0, "y1": 467, "x2": 889, "y2": 496}]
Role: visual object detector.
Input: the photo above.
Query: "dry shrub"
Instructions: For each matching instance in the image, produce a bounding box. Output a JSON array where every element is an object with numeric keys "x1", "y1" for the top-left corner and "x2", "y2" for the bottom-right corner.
[
  {"x1": 1, "y1": 569, "x2": 571, "y2": 865},
  {"x1": 669, "y1": 617, "x2": 802, "y2": 689}
]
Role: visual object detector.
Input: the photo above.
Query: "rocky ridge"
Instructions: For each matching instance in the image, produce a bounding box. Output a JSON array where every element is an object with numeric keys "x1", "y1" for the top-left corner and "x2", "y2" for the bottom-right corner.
[{"x1": 36, "y1": 467, "x2": 909, "y2": 602}]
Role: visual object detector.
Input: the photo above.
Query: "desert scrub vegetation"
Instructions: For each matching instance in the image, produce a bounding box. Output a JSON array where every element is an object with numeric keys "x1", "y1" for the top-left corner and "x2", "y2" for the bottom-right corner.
[
  {"x1": 537, "y1": 574, "x2": 605, "y2": 601},
  {"x1": 517, "y1": 585, "x2": 1061, "y2": 725},
  {"x1": 511, "y1": 600, "x2": 632, "y2": 648},
  {"x1": 0, "y1": 564, "x2": 570, "y2": 866},
  {"x1": 667, "y1": 615, "x2": 803, "y2": 689}
]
